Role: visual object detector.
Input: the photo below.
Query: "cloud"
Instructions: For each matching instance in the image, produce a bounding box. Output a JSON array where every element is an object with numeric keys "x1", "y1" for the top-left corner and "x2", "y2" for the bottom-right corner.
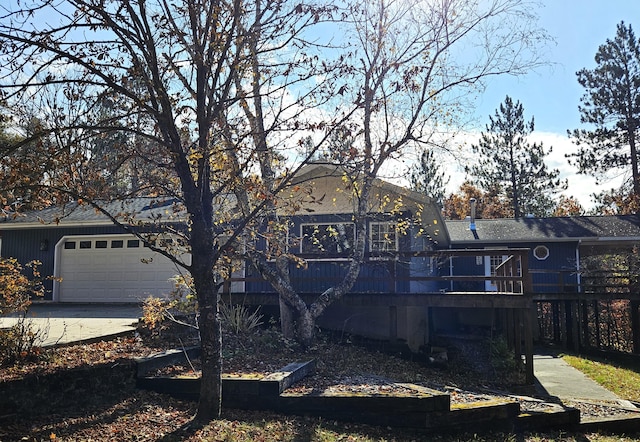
[
  {"x1": 530, "y1": 131, "x2": 624, "y2": 209},
  {"x1": 383, "y1": 130, "x2": 624, "y2": 211}
]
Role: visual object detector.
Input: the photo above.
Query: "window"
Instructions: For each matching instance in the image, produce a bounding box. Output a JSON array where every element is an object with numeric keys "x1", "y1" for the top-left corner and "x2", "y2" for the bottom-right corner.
[
  {"x1": 79, "y1": 241, "x2": 92, "y2": 249},
  {"x1": 301, "y1": 223, "x2": 355, "y2": 254},
  {"x1": 64, "y1": 241, "x2": 76, "y2": 250},
  {"x1": 127, "y1": 239, "x2": 140, "y2": 248},
  {"x1": 533, "y1": 245, "x2": 550, "y2": 261},
  {"x1": 111, "y1": 240, "x2": 124, "y2": 248},
  {"x1": 96, "y1": 241, "x2": 108, "y2": 249},
  {"x1": 489, "y1": 255, "x2": 504, "y2": 276},
  {"x1": 369, "y1": 222, "x2": 398, "y2": 252}
]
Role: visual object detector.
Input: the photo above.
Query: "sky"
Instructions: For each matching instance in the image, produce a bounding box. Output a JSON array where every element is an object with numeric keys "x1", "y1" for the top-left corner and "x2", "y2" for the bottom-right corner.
[
  {"x1": 3, "y1": 0, "x2": 638, "y2": 210},
  {"x1": 456, "y1": 0, "x2": 640, "y2": 210}
]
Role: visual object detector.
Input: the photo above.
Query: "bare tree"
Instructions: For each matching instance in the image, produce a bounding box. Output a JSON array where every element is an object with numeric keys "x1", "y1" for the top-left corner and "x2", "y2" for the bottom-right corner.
[
  {"x1": 0, "y1": 0, "x2": 341, "y2": 422},
  {"x1": 247, "y1": 0, "x2": 550, "y2": 347}
]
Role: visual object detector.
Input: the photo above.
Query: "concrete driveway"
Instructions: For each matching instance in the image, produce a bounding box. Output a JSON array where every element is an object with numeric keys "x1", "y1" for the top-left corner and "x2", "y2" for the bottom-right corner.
[{"x1": 0, "y1": 303, "x2": 142, "y2": 347}]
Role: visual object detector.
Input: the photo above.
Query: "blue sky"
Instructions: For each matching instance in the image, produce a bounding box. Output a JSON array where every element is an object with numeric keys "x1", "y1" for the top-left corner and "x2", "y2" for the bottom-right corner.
[
  {"x1": 453, "y1": 0, "x2": 640, "y2": 209},
  {"x1": 474, "y1": 0, "x2": 640, "y2": 134}
]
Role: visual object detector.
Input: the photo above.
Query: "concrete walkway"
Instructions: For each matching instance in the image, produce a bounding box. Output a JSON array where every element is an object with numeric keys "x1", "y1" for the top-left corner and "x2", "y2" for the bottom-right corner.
[{"x1": 0, "y1": 303, "x2": 141, "y2": 347}]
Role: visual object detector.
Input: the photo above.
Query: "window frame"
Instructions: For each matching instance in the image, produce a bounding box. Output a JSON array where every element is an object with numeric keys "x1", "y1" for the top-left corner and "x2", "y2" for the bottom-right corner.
[
  {"x1": 533, "y1": 245, "x2": 550, "y2": 261},
  {"x1": 369, "y1": 221, "x2": 399, "y2": 253}
]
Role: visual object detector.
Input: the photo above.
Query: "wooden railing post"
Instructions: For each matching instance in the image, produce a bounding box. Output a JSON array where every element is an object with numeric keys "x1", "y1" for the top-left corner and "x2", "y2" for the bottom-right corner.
[{"x1": 523, "y1": 308, "x2": 534, "y2": 384}]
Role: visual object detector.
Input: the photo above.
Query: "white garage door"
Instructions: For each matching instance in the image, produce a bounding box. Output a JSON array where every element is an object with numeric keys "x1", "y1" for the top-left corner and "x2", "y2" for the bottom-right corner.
[{"x1": 55, "y1": 234, "x2": 188, "y2": 303}]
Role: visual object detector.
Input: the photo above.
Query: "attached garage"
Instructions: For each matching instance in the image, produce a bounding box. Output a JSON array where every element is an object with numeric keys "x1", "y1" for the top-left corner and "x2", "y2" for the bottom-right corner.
[{"x1": 54, "y1": 234, "x2": 188, "y2": 303}]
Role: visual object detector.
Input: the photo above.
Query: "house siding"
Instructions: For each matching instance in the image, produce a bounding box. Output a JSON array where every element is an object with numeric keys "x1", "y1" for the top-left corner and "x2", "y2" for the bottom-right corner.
[{"x1": 528, "y1": 241, "x2": 579, "y2": 293}]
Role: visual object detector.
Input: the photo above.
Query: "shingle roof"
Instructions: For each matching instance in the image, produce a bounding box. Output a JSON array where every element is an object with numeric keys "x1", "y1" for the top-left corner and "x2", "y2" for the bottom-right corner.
[
  {"x1": 0, "y1": 198, "x2": 184, "y2": 228},
  {"x1": 445, "y1": 215, "x2": 640, "y2": 244}
]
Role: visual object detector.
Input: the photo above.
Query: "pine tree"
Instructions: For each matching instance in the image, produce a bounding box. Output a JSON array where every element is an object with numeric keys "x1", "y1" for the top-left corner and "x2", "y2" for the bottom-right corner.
[
  {"x1": 409, "y1": 148, "x2": 447, "y2": 208},
  {"x1": 469, "y1": 96, "x2": 566, "y2": 218},
  {"x1": 568, "y1": 21, "x2": 640, "y2": 200}
]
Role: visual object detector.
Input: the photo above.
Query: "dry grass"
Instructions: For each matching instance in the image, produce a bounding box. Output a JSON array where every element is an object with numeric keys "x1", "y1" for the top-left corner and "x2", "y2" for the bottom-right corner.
[{"x1": 562, "y1": 353, "x2": 640, "y2": 402}]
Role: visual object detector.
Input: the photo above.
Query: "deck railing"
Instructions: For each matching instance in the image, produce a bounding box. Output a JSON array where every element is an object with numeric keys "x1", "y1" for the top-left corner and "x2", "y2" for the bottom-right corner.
[
  {"x1": 225, "y1": 247, "x2": 638, "y2": 297},
  {"x1": 224, "y1": 248, "x2": 534, "y2": 295}
]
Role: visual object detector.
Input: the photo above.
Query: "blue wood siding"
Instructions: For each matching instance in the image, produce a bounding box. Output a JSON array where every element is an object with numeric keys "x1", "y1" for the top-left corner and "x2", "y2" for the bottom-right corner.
[{"x1": 527, "y1": 242, "x2": 579, "y2": 293}]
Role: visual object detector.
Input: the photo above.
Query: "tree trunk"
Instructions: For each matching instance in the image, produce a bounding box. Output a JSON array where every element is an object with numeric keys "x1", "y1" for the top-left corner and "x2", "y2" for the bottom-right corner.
[
  {"x1": 196, "y1": 300, "x2": 222, "y2": 422},
  {"x1": 279, "y1": 297, "x2": 296, "y2": 340},
  {"x1": 276, "y1": 256, "x2": 295, "y2": 339},
  {"x1": 629, "y1": 128, "x2": 640, "y2": 196},
  {"x1": 296, "y1": 308, "x2": 315, "y2": 349},
  {"x1": 188, "y1": 211, "x2": 223, "y2": 422}
]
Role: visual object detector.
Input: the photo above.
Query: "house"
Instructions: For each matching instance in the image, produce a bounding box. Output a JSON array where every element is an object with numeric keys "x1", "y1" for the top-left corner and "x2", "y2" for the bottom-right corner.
[
  {"x1": 243, "y1": 163, "x2": 448, "y2": 295},
  {"x1": 445, "y1": 214, "x2": 640, "y2": 354},
  {"x1": 3, "y1": 165, "x2": 639, "y2": 364}
]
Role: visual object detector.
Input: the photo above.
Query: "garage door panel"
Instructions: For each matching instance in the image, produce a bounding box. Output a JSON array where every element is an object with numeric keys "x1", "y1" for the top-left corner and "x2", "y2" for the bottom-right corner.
[{"x1": 58, "y1": 234, "x2": 185, "y2": 303}]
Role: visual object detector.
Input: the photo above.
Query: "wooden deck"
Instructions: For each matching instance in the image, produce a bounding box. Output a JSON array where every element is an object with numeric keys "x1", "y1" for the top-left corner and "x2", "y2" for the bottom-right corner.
[{"x1": 223, "y1": 248, "x2": 640, "y2": 383}]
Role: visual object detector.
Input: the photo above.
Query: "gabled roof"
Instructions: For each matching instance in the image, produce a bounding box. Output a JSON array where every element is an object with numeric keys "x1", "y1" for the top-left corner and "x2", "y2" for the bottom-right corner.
[
  {"x1": 290, "y1": 163, "x2": 449, "y2": 246},
  {"x1": 291, "y1": 163, "x2": 437, "y2": 206},
  {"x1": 0, "y1": 197, "x2": 183, "y2": 229},
  {"x1": 446, "y1": 215, "x2": 640, "y2": 245}
]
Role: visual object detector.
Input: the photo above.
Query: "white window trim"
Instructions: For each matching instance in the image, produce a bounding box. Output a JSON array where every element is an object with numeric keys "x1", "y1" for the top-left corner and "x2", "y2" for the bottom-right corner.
[
  {"x1": 369, "y1": 221, "x2": 399, "y2": 253},
  {"x1": 533, "y1": 245, "x2": 550, "y2": 261}
]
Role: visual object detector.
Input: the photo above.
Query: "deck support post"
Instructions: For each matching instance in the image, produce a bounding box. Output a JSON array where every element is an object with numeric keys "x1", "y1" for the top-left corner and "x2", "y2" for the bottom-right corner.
[
  {"x1": 523, "y1": 305, "x2": 534, "y2": 385},
  {"x1": 552, "y1": 301, "x2": 561, "y2": 343},
  {"x1": 514, "y1": 309, "x2": 522, "y2": 364},
  {"x1": 564, "y1": 300, "x2": 579, "y2": 352},
  {"x1": 581, "y1": 300, "x2": 590, "y2": 349},
  {"x1": 389, "y1": 305, "x2": 398, "y2": 344},
  {"x1": 505, "y1": 308, "x2": 515, "y2": 349}
]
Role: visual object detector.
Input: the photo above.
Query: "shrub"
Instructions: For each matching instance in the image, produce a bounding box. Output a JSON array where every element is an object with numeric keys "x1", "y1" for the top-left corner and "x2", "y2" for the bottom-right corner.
[
  {"x1": 0, "y1": 257, "x2": 47, "y2": 365},
  {"x1": 0, "y1": 257, "x2": 44, "y2": 315},
  {"x1": 142, "y1": 274, "x2": 263, "y2": 338},
  {"x1": 219, "y1": 302, "x2": 263, "y2": 335},
  {"x1": 142, "y1": 274, "x2": 197, "y2": 331},
  {"x1": 488, "y1": 336, "x2": 524, "y2": 383},
  {"x1": 0, "y1": 320, "x2": 46, "y2": 365}
]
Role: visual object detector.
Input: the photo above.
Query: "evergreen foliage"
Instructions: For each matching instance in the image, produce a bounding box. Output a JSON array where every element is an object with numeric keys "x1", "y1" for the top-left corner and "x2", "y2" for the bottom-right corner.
[
  {"x1": 409, "y1": 148, "x2": 447, "y2": 208},
  {"x1": 568, "y1": 21, "x2": 640, "y2": 211},
  {"x1": 469, "y1": 96, "x2": 566, "y2": 218}
]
